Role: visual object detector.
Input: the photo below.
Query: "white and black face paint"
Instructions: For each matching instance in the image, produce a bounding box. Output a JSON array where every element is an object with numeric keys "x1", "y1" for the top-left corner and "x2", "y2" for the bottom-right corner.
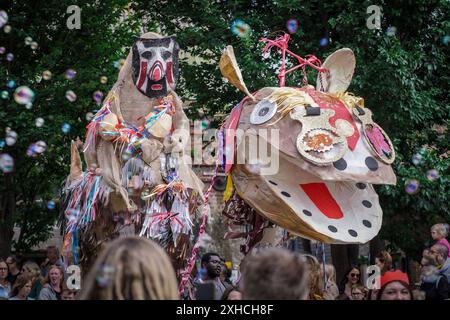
[{"x1": 131, "y1": 36, "x2": 179, "y2": 99}]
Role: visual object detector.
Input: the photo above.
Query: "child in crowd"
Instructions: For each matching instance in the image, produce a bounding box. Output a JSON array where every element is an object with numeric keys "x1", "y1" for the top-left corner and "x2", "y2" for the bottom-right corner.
[{"x1": 431, "y1": 223, "x2": 450, "y2": 257}]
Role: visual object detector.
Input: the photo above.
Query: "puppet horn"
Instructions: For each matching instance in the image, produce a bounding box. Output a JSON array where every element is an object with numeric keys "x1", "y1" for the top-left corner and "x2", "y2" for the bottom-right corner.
[
  {"x1": 69, "y1": 140, "x2": 83, "y2": 180},
  {"x1": 220, "y1": 45, "x2": 256, "y2": 101}
]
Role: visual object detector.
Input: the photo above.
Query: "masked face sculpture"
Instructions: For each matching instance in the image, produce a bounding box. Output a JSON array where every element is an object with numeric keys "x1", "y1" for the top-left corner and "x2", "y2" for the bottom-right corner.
[
  {"x1": 132, "y1": 36, "x2": 179, "y2": 99},
  {"x1": 220, "y1": 45, "x2": 396, "y2": 246}
]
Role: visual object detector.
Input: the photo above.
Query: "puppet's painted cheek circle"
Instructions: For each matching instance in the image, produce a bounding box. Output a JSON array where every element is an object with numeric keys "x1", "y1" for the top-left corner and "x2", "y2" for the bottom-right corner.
[
  {"x1": 365, "y1": 156, "x2": 379, "y2": 171},
  {"x1": 362, "y1": 220, "x2": 372, "y2": 228},
  {"x1": 356, "y1": 183, "x2": 367, "y2": 189},
  {"x1": 348, "y1": 229, "x2": 358, "y2": 237},
  {"x1": 328, "y1": 225, "x2": 338, "y2": 233},
  {"x1": 250, "y1": 99, "x2": 277, "y2": 125},
  {"x1": 303, "y1": 209, "x2": 312, "y2": 217},
  {"x1": 362, "y1": 200, "x2": 372, "y2": 208},
  {"x1": 333, "y1": 158, "x2": 347, "y2": 171}
]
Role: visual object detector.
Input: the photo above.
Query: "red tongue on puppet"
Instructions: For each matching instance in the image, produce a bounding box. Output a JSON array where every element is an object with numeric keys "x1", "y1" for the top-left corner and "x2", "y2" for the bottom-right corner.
[{"x1": 300, "y1": 183, "x2": 344, "y2": 219}]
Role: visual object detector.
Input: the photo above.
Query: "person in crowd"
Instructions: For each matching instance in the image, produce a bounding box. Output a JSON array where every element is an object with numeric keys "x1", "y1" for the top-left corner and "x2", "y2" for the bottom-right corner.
[
  {"x1": 351, "y1": 284, "x2": 367, "y2": 300},
  {"x1": 431, "y1": 223, "x2": 450, "y2": 257},
  {"x1": 240, "y1": 247, "x2": 309, "y2": 300},
  {"x1": 338, "y1": 265, "x2": 362, "y2": 299},
  {"x1": 321, "y1": 263, "x2": 339, "y2": 300},
  {"x1": 429, "y1": 243, "x2": 450, "y2": 282},
  {"x1": 220, "y1": 285, "x2": 242, "y2": 300},
  {"x1": 375, "y1": 250, "x2": 393, "y2": 275},
  {"x1": 0, "y1": 259, "x2": 11, "y2": 299},
  {"x1": 40, "y1": 246, "x2": 64, "y2": 278},
  {"x1": 195, "y1": 252, "x2": 231, "y2": 300},
  {"x1": 8, "y1": 274, "x2": 32, "y2": 300},
  {"x1": 5, "y1": 255, "x2": 21, "y2": 285},
  {"x1": 220, "y1": 262, "x2": 233, "y2": 286},
  {"x1": 38, "y1": 265, "x2": 64, "y2": 300},
  {"x1": 377, "y1": 270, "x2": 413, "y2": 300},
  {"x1": 21, "y1": 260, "x2": 42, "y2": 299},
  {"x1": 420, "y1": 248, "x2": 449, "y2": 300},
  {"x1": 303, "y1": 254, "x2": 324, "y2": 300},
  {"x1": 79, "y1": 236, "x2": 178, "y2": 300},
  {"x1": 61, "y1": 283, "x2": 77, "y2": 300}
]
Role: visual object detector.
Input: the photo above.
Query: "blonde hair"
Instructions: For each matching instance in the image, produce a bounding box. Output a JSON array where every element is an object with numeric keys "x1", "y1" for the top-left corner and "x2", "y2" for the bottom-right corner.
[
  {"x1": 10, "y1": 274, "x2": 32, "y2": 298},
  {"x1": 322, "y1": 263, "x2": 337, "y2": 283},
  {"x1": 303, "y1": 254, "x2": 324, "y2": 299},
  {"x1": 79, "y1": 236, "x2": 179, "y2": 300},
  {"x1": 44, "y1": 265, "x2": 64, "y2": 288},
  {"x1": 22, "y1": 261, "x2": 41, "y2": 280},
  {"x1": 431, "y1": 223, "x2": 448, "y2": 238}
]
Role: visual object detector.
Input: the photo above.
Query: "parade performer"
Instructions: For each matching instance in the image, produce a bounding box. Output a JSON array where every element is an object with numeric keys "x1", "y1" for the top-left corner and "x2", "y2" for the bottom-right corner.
[
  {"x1": 220, "y1": 33, "x2": 396, "y2": 253},
  {"x1": 59, "y1": 33, "x2": 205, "y2": 274}
]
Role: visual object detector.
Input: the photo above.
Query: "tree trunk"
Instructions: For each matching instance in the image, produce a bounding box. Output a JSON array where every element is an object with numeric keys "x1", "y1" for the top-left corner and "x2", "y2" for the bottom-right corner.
[
  {"x1": 331, "y1": 244, "x2": 359, "y2": 284},
  {"x1": 0, "y1": 175, "x2": 16, "y2": 257}
]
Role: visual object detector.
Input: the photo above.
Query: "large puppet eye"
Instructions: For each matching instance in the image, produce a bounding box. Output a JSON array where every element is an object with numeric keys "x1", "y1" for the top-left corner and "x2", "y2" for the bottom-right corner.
[
  {"x1": 141, "y1": 51, "x2": 153, "y2": 60},
  {"x1": 162, "y1": 50, "x2": 172, "y2": 60},
  {"x1": 250, "y1": 99, "x2": 277, "y2": 125}
]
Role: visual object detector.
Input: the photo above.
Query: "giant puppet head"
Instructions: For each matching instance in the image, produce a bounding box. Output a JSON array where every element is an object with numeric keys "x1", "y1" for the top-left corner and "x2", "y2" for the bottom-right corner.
[
  {"x1": 131, "y1": 35, "x2": 179, "y2": 99},
  {"x1": 220, "y1": 37, "x2": 396, "y2": 245}
]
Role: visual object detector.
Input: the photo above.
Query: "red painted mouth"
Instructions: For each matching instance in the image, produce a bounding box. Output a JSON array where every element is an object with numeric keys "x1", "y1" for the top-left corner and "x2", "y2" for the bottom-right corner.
[
  {"x1": 300, "y1": 183, "x2": 344, "y2": 219},
  {"x1": 151, "y1": 84, "x2": 162, "y2": 90}
]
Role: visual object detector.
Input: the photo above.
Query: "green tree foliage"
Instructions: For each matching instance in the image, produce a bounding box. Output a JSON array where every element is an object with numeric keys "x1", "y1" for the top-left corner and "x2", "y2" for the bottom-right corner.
[
  {"x1": 0, "y1": 0, "x2": 150, "y2": 255},
  {"x1": 137, "y1": 0, "x2": 449, "y2": 259}
]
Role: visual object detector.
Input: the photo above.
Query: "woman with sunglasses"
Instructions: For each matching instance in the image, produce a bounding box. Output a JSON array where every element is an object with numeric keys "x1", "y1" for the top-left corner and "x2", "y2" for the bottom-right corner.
[
  {"x1": 0, "y1": 259, "x2": 11, "y2": 299},
  {"x1": 338, "y1": 265, "x2": 362, "y2": 300}
]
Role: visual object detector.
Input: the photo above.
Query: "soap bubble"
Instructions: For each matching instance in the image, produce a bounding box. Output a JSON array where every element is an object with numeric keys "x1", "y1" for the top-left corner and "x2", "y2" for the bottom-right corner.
[
  {"x1": 405, "y1": 179, "x2": 420, "y2": 195},
  {"x1": 286, "y1": 19, "x2": 298, "y2": 34},
  {"x1": 0, "y1": 153, "x2": 14, "y2": 173},
  {"x1": 14, "y1": 86, "x2": 35, "y2": 105},
  {"x1": 42, "y1": 70, "x2": 52, "y2": 80},
  {"x1": 35, "y1": 117, "x2": 44, "y2": 127},
  {"x1": 231, "y1": 19, "x2": 251, "y2": 38},
  {"x1": 3, "y1": 25, "x2": 11, "y2": 33},
  {"x1": 25, "y1": 102, "x2": 33, "y2": 109},
  {"x1": 92, "y1": 90, "x2": 103, "y2": 104},
  {"x1": 100, "y1": 76, "x2": 108, "y2": 84},
  {"x1": 0, "y1": 47, "x2": 5, "y2": 54},
  {"x1": 320, "y1": 37, "x2": 329, "y2": 46},
  {"x1": 5, "y1": 131, "x2": 17, "y2": 146},
  {"x1": 33, "y1": 141, "x2": 47, "y2": 154},
  {"x1": 426, "y1": 169, "x2": 439, "y2": 181},
  {"x1": 24, "y1": 37, "x2": 33, "y2": 45},
  {"x1": 411, "y1": 153, "x2": 422, "y2": 165},
  {"x1": 0, "y1": 140, "x2": 4, "y2": 148},
  {"x1": 65, "y1": 69, "x2": 76, "y2": 80},
  {"x1": 1, "y1": 91, "x2": 9, "y2": 99},
  {"x1": 0, "y1": 11, "x2": 8, "y2": 28},
  {"x1": 386, "y1": 26, "x2": 397, "y2": 37},
  {"x1": 47, "y1": 200, "x2": 55, "y2": 210},
  {"x1": 442, "y1": 35, "x2": 450, "y2": 45},
  {"x1": 61, "y1": 123, "x2": 71, "y2": 134},
  {"x1": 6, "y1": 53, "x2": 14, "y2": 61},
  {"x1": 85, "y1": 112, "x2": 94, "y2": 121},
  {"x1": 65, "y1": 90, "x2": 77, "y2": 102},
  {"x1": 7, "y1": 80, "x2": 16, "y2": 88},
  {"x1": 30, "y1": 41, "x2": 38, "y2": 50}
]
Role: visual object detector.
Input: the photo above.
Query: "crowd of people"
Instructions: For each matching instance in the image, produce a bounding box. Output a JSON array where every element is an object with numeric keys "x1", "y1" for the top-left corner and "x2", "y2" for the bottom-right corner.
[{"x1": 0, "y1": 223, "x2": 448, "y2": 300}]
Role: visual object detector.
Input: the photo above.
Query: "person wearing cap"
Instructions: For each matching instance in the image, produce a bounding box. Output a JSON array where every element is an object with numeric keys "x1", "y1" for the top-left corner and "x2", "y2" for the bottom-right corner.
[{"x1": 377, "y1": 270, "x2": 413, "y2": 300}]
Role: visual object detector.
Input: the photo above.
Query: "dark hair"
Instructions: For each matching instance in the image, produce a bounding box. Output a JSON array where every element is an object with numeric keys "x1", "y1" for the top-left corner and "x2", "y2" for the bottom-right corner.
[
  {"x1": 376, "y1": 280, "x2": 414, "y2": 300},
  {"x1": 220, "y1": 285, "x2": 238, "y2": 300},
  {"x1": 201, "y1": 252, "x2": 220, "y2": 266},
  {"x1": 338, "y1": 265, "x2": 361, "y2": 294}
]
